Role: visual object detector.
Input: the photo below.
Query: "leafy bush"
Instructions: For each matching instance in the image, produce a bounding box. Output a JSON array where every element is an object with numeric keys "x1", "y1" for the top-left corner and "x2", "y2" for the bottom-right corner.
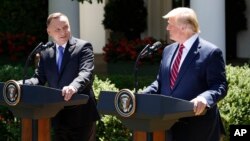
[
  {"x1": 0, "y1": 0, "x2": 48, "y2": 63},
  {"x1": 0, "y1": 32, "x2": 37, "y2": 62},
  {"x1": 103, "y1": 0, "x2": 147, "y2": 40},
  {"x1": 0, "y1": 65, "x2": 26, "y2": 141},
  {"x1": 218, "y1": 64, "x2": 250, "y2": 141},
  {"x1": 93, "y1": 76, "x2": 132, "y2": 141},
  {"x1": 93, "y1": 75, "x2": 118, "y2": 99},
  {"x1": 0, "y1": 64, "x2": 33, "y2": 81}
]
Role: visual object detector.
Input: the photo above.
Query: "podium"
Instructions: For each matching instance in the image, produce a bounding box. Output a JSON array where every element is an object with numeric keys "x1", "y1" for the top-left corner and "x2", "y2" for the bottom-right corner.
[
  {"x1": 97, "y1": 91, "x2": 195, "y2": 141},
  {"x1": 0, "y1": 81, "x2": 89, "y2": 141}
]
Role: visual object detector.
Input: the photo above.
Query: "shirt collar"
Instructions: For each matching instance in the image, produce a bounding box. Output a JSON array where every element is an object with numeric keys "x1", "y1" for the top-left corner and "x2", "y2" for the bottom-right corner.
[
  {"x1": 56, "y1": 43, "x2": 67, "y2": 48},
  {"x1": 182, "y1": 33, "x2": 199, "y2": 50}
]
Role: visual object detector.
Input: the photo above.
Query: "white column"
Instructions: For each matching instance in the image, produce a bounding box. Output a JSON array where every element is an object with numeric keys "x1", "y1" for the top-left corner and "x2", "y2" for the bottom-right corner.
[
  {"x1": 48, "y1": 0, "x2": 80, "y2": 38},
  {"x1": 79, "y1": 1, "x2": 105, "y2": 54},
  {"x1": 146, "y1": 0, "x2": 172, "y2": 40},
  {"x1": 191, "y1": 0, "x2": 226, "y2": 60}
]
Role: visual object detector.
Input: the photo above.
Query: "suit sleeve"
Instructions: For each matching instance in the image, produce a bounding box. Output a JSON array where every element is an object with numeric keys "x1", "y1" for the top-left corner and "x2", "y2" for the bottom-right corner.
[
  {"x1": 142, "y1": 61, "x2": 162, "y2": 94},
  {"x1": 69, "y1": 42, "x2": 94, "y2": 93},
  {"x1": 199, "y1": 48, "x2": 228, "y2": 107}
]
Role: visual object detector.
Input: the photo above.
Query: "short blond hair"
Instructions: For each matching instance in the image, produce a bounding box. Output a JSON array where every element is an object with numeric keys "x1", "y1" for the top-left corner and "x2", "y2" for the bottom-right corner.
[{"x1": 163, "y1": 7, "x2": 200, "y2": 33}]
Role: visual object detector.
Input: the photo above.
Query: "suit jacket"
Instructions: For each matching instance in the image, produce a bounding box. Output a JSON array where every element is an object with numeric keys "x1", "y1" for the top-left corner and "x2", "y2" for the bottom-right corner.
[
  {"x1": 143, "y1": 37, "x2": 227, "y2": 141},
  {"x1": 24, "y1": 37, "x2": 100, "y2": 128}
]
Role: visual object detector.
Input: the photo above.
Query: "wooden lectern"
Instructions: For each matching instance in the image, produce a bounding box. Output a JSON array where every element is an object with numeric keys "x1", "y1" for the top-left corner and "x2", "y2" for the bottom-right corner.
[
  {"x1": 0, "y1": 82, "x2": 89, "y2": 141},
  {"x1": 97, "y1": 91, "x2": 195, "y2": 141}
]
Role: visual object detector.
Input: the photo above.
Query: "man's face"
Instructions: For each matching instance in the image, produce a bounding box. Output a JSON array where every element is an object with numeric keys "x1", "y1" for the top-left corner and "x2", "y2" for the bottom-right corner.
[
  {"x1": 166, "y1": 17, "x2": 183, "y2": 42},
  {"x1": 47, "y1": 16, "x2": 71, "y2": 45}
]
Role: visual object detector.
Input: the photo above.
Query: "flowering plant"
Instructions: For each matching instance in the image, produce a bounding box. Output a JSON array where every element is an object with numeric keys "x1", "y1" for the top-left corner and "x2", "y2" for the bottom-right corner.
[
  {"x1": 103, "y1": 37, "x2": 166, "y2": 63},
  {"x1": 0, "y1": 32, "x2": 37, "y2": 61}
]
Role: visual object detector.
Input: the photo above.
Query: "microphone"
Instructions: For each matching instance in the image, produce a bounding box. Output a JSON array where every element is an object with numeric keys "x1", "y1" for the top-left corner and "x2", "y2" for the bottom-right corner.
[
  {"x1": 33, "y1": 41, "x2": 54, "y2": 54},
  {"x1": 149, "y1": 41, "x2": 162, "y2": 52},
  {"x1": 22, "y1": 41, "x2": 54, "y2": 84},
  {"x1": 134, "y1": 41, "x2": 162, "y2": 94},
  {"x1": 141, "y1": 41, "x2": 162, "y2": 58},
  {"x1": 41, "y1": 41, "x2": 54, "y2": 49}
]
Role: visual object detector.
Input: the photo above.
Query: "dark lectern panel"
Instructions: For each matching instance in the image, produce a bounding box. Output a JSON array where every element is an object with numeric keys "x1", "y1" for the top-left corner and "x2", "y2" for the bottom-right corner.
[
  {"x1": 97, "y1": 91, "x2": 117, "y2": 114},
  {"x1": 9, "y1": 105, "x2": 62, "y2": 119},
  {"x1": 98, "y1": 91, "x2": 195, "y2": 131},
  {"x1": 21, "y1": 84, "x2": 88, "y2": 105},
  {"x1": 135, "y1": 94, "x2": 194, "y2": 119},
  {"x1": 121, "y1": 118, "x2": 177, "y2": 132},
  {"x1": 0, "y1": 82, "x2": 89, "y2": 119}
]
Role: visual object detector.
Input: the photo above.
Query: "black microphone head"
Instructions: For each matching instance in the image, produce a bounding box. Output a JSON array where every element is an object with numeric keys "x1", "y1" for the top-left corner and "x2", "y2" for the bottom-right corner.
[{"x1": 42, "y1": 41, "x2": 54, "y2": 48}]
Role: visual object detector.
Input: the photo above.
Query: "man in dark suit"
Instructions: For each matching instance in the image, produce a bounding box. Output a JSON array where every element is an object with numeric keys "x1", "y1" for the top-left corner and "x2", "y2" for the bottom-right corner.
[
  {"x1": 142, "y1": 7, "x2": 227, "y2": 141},
  {"x1": 21, "y1": 12, "x2": 100, "y2": 141}
]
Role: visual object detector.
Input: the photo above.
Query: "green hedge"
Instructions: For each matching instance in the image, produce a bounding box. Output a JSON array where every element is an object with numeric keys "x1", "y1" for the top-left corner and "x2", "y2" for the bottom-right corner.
[
  {"x1": 218, "y1": 64, "x2": 250, "y2": 141},
  {"x1": 0, "y1": 64, "x2": 250, "y2": 141}
]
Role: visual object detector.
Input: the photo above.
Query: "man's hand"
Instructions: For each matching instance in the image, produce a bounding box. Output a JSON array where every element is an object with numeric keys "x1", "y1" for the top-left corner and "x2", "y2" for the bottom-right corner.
[
  {"x1": 190, "y1": 96, "x2": 207, "y2": 116},
  {"x1": 62, "y1": 86, "x2": 77, "y2": 101}
]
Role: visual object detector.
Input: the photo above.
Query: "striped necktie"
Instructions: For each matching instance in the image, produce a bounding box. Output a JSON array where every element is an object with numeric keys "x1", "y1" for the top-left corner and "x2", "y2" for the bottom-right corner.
[{"x1": 170, "y1": 44, "x2": 184, "y2": 89}]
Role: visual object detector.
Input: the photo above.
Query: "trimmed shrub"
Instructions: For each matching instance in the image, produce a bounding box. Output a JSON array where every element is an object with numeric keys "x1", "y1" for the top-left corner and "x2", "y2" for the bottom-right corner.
[
  {"x1": 218, "y1": 64, "x2": 250, "y2": 141},
  {"x1": 93, "y1": 76, "x2": 132, "y2": 141}
]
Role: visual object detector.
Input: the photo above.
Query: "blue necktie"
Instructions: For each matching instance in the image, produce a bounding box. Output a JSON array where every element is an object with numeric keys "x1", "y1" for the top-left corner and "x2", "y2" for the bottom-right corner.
[{"x1": 57, "y1": 46, "x2": 64, "y2": 72}]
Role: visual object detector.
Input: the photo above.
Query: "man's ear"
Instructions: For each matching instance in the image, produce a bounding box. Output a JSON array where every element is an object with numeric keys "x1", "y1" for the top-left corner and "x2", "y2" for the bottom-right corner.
[{"x1": 47, "y1": 28, "x2": 51, "y2": 36}]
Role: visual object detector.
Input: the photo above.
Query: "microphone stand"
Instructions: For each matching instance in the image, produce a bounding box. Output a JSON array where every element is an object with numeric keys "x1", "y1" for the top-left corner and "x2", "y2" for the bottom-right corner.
[
  {"x1": 134, "y1": 44, "x2": 155, "y2": 141},
  {"x1": 22, "y1": 42, "x2": 43, "y2": 141},
  {"x1": 22, "y1": 42, "x2": 43, "y2": 84},
  {"x1": 134, "y1": 44, "x2": 150, "y2": 94}
]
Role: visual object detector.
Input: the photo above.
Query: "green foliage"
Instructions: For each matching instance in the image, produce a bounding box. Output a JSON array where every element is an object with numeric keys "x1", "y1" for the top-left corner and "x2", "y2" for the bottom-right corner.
[
  {"x1": 0, "y1": 101, "x2": 20, "y2": 139},
  {"x1": 0, "y1": 65, "x2": 34, "y2": 140},
  {"x1": 103, "y1": 0, "x2": 147, "y2": 40},
  {"x1": 0, "y1": 106, "x2": 20, "y2": 141},
  {"x1": 93, "y1": 75, "x2": 132, "y2": 140},
  {"x1": 0, "y1": 0, "x2": 48, "y2": 62},
  {"x1": 218, "y1": 64, "x2": 250, "y2": 140},
  {"x1": 93, "y1": 75, "x2": 119, "y2": 99},
  {"x1": 0, "y1": 64, "x2": 33, "y2": 81},
  {"x1": 97, "y1": 115, "x2": 132, "y2": 141}
]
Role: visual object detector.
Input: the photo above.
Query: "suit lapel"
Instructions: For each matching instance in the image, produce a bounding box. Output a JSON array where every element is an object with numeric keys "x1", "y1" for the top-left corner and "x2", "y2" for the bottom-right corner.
[
  {"x1": 58, "y1": 38, "x2": 76, "y2": 77},
  {"x1": 48, "y1": 45, "x2": 59, "y2": 74},
  {"x1": 171, "y1": 38, "x2": 201, "y2": 90}
]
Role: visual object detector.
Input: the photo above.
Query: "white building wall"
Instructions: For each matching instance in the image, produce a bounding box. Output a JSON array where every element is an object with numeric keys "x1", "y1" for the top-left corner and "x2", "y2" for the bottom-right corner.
[
  {"x1": 191, "y1": 0, "x2": 226, "y2": 60},
  {"x1": 143, "y1": 0, "x2": 171, "y2": 41},
  {"x1": 237, "y1": 0, "x2": 250, "y2": 58},
  {"x1": 79, "y1": 1, "x2": 106, "y2": 54}
]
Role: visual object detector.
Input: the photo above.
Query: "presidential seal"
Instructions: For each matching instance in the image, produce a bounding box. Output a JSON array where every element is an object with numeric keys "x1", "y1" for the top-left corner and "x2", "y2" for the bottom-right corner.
[
  {"x1": 3, "y1": 80, "x2": 21, "y2": 106},
  {"x1": 114, "y1": 89, "x2": 136, "y2": 117}
]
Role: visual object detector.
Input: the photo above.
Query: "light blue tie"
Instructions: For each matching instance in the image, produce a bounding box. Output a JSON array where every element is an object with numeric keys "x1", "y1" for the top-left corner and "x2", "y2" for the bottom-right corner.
[{"x1": 57, "y1": 46, "x2": 64, "y2": 72}]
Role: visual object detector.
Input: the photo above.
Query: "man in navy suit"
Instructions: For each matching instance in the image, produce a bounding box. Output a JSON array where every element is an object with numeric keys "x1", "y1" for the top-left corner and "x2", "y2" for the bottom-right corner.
[
  {"x1": 21, "y1": 12, "x2": 100, "y2": 141},
  {"x1": 142, "y1": 7, "x2": 227, "y2": 141}
]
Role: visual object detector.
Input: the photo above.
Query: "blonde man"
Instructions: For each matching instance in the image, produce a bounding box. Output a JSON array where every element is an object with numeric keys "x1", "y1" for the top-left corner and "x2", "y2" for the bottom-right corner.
[{"x1": 143, "y1": 7, "x2": 227, "y2": 141}]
